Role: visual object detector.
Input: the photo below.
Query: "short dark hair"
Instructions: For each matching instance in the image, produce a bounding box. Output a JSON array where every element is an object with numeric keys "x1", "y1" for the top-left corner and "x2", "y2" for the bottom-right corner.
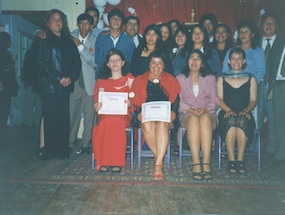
[
  {"x1": 261, "y1": 12, "x2": 280, "y2": 26},
  {"x1": 148, "y1": 50, "x2": 167, "y2": 65},
  {"x1": 108, "y1": 9, "x2": 125, "y2": 22},
  {"x1": 124, "y1": 16, "x2": 140, "y2": 26},
  {"x1": 85, "y1": 6, "x2": 99, "y2": 18},
  {"x1": 199, "y1": 13, "x2": 218, "y2": 27},
  {"x1": 0, "y1": 31, "x2": 11, "y2": 49},
  {"x1": 77, "y1": 13, "x2": 94, "y2": 25},
  {"x1": 228, "y1": 47, "x2": 247, "y2": 70}
]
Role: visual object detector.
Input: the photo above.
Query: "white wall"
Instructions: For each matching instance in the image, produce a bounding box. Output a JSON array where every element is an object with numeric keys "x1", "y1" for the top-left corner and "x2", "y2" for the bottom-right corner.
[{"x1": 1, "y1": 0, "x2": 85, "y2": 30}]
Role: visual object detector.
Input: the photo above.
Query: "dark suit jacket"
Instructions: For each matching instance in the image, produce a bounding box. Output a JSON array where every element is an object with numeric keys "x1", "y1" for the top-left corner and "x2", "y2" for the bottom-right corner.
[{"x1": 266, "y1": 36, "x2": 285, "y2": 98}]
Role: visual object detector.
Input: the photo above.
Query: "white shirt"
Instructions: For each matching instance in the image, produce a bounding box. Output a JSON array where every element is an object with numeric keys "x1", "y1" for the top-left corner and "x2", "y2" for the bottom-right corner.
[
  {"x1": 276, "y1": 45, "x2": 285, "y2": 80},
  {"x1": 133, "y1": 35, "x2": 140, "y2": 48},
  {"x1": 77, "y1": 33, "x2": 90, "y2": 52},
  {"x1": 111, "y1": 35, "x2": 120, "y2": 47},
  {"x1": 193, "y1": 85, "x2": 199, "y2": 97},
  {"x1": 262, "y1": 34, "x2": 276, "y2": 50},
  {"x1": 209, "y1": 36, "x2": 214, "y2": 43}
]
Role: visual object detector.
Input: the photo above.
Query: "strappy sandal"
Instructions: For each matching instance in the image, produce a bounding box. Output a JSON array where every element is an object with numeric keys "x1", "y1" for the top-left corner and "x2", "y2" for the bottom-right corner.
[
  {"x1": 100, "y1": 166, "x2": 110, "y2": 173},
  {"x1": 236, "y1": 161, "x2": 247, "y2": 175},
  {"x1": 228, "y1": 161, "x2": 237, "y2": 174},
  {"x1": 154, "y1": 165, "x2": 164, "y2": 181},
  {"x1": 202, "y1": 163, "x2": 213, "y2": 180},
  {"x1": 111, "y1": 166, "x2": 122, "y2": 173},
  {"x1": 192, "y1": 163, "x2": 203, "y2": 180}
]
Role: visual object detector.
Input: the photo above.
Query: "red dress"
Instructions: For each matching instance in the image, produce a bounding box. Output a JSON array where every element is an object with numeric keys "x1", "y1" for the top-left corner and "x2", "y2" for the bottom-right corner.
[{"x1": 92, "y1": 73, "x2": 134, "y2": 170}]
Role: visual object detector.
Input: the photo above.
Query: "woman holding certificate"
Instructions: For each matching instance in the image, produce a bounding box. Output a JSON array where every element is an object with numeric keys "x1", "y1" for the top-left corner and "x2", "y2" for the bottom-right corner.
[
  {"x1": 177, "y1": 49, "x2": 219, "y2": 180},
  {"x1": 92, "y1": 48, "x2": 134, "y2": 173},
  {"x1": 131, "y1": 50, "x2": 180, "y2": 181}
]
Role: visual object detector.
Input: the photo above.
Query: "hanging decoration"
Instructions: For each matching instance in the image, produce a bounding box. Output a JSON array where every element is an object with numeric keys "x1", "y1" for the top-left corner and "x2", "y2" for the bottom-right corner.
[
  {"x1": 107, "y1": 0, "x2": 121, "y2": 6},
  {"x1": 93, "y1": 0, "x2": 122, "y2": 29},
  {"x1": 93, "y1": 0, "x2": 107, "y2": 7}
]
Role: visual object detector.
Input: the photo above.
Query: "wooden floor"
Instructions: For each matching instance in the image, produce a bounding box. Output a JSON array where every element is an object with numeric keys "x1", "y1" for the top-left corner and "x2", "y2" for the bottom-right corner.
[{"x1": 1, "y1": 126, "x2": 285, "y2": 215}]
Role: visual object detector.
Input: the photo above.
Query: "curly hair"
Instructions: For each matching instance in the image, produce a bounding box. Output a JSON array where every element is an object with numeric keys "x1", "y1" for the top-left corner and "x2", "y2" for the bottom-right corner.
[{"x1": 236, "y1": 19, "x2": 260, "y2": 49}]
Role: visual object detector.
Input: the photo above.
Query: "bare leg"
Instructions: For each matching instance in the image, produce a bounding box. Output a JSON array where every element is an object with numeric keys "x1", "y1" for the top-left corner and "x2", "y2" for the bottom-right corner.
[
  {"x1": 200, "y1": 113, "x2": 213, "y2": 164},
  {"x1": 236, "y1": 128, "x2": 247, "y2": 161},
  {"x1": 200, "y1": 113, "x2": 213, "y2": 176},
  {"x1": 225, "y1": 127, "x2": 237, "y2": 161},
  {"x1": 142, "y1": 121, "x2": 169, "y2": 180},
  {"x1": 187, "y1": 115, "x2": 201, "y2": 165},
  {"x1": 141, "y1": 121, "x2": 157, "y2": 157},
  {"x1": 154, "y1": 121, "x2": 169, "y2": 166}
]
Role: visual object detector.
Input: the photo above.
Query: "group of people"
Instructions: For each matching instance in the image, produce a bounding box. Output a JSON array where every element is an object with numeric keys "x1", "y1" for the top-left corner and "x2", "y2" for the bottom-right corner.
[{"x1": 3, "y1": 6, "x2": 285, "y2": 181}]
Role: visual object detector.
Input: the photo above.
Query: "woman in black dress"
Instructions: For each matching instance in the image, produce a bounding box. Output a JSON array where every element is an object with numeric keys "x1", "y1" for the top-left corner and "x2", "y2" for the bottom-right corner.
[{"x1": 217, "y1": 47, "x2": 257, "y2": 174}]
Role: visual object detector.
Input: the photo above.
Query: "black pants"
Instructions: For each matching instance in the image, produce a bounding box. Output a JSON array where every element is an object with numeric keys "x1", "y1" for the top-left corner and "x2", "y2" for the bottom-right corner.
[
  {"x1": 0, "y1": 93, "x2": 11, "y2": 134},
  {"x1": 41, "y1": 93, "x2": 70, "y2": 159}
]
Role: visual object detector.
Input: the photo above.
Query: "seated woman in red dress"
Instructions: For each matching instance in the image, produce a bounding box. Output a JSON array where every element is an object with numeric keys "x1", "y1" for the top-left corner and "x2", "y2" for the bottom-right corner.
[
  {"x1": 92, "y1": 48, "x2": 134, "y2": 173},
  {"x1": 131, "y1": 50, "x2": 180, "y2": 180}
]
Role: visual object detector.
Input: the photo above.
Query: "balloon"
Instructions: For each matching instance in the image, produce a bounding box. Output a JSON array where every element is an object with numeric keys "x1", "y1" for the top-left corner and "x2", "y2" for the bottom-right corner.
[
  {"x1": 97, "y1": 19, "x2": 104, "y2": 29},
  {"x1": 103, "y1": 13, "x2": 109, "y2": 26},
  {"x1": 96, "y1": 6, "x2": 105, "y2": 19},
  {"x1": 107, "y1": 0, "x2": 121, "y2": 6},
  {"x1": 93, "y1": 0, "x2": 107, "y2": 7}
]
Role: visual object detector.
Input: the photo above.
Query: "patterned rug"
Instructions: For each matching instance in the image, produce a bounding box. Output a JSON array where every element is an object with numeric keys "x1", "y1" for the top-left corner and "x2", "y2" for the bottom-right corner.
[{"x1": 12, "y1": 152, "x2": 285, "y2": 188}]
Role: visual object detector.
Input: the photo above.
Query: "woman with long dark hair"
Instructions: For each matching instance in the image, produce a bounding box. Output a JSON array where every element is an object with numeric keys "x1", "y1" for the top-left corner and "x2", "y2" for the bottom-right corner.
[
  {"x1": 130, "y1": 24, "x2": 173, "y2": 76},
  {"x1": 212, "y1": 23, "x2": 234, "y2": 66},
  {"x1": 35, "y1": 9, "x2": 81, "y2": 160},
  {"x1": 177, "y1": 49, "x2": 219, "y2": 180},
  {"x1": 189, "y1": 24, "x2": 222, "y2": 77}
]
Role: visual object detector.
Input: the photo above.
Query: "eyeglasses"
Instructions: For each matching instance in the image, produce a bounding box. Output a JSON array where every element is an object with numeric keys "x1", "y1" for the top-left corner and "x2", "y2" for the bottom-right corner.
[
  {"x1": 126, "y1": 22, "x2": 139, "y2": 27},
  {"x1": 49, "y1": 17, "x2": 63, "y2": 23}
]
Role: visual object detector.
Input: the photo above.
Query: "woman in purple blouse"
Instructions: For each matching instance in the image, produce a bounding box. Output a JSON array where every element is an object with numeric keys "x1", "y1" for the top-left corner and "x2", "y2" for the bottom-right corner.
[{"x1": 176, "y1": 49, "x2": 219, "y2": 180}]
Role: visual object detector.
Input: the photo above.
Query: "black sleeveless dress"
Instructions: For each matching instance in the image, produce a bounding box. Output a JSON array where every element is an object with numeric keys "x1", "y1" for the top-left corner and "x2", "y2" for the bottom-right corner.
[{"x1": 218, "y1": 76, "x2": 256, "y2": 142}]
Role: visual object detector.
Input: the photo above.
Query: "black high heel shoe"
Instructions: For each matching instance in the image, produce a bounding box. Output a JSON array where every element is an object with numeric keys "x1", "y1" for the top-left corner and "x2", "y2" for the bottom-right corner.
[{"x1": 192, "y1": 163, "x2": 203, "y2": 180}]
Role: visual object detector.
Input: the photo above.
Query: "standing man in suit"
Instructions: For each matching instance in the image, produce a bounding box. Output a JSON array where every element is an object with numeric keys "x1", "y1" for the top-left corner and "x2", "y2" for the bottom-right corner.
[
  {"x1": 258, "y1": 13, "x2": 283, "y2": 156},
  {"x1": 266, "y1": 19, "x2": 285, "y2": 166},
  {"x1": 124, "y1": 16, "x2": 143, "y2": 48},
  {"x1": 70, "y1": 13, "x2": 96, "y2": 154}
]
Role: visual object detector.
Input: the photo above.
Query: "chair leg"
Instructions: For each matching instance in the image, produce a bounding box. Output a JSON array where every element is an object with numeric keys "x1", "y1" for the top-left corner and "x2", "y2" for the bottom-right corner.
[
  {"x1": 179, "y1": 127, "x2": 183, "y2": 168},
  {"x1": 138, "y1": 128, "x2": 142, "y2": 169},
  {"x1": 130, "y1": 127, "x2": 134, "y2": 169},
  {"x1": 217, "y1": 135, "x2": 222, "y2": 170},
  {"x1": 166, "y1": 130, "x2": 171, "y2": 168},
  {"x1": 256, "y1": 129, "x2": 261, "y2": 172}
]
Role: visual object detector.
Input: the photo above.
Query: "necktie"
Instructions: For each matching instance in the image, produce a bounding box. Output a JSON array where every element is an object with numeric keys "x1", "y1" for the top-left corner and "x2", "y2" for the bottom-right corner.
[
  {"x1": 78, "y1": 39, "x2": 85, "y2": 89},
  {"x1": 265, "y1": 38, "x2": 271, "y2": 66},
  {"x1": 280, "y1": 54, "x2": 285, "y2": 77}
]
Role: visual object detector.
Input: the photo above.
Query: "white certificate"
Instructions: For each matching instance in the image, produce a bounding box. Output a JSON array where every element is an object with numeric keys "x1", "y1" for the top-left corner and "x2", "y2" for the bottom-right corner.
[
  {"x1": 98, "y1": 92, "x2": 128, "y2": 115},
  {"x1": 141, "y1": 101, "x2": 171, "y2": 123}
]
